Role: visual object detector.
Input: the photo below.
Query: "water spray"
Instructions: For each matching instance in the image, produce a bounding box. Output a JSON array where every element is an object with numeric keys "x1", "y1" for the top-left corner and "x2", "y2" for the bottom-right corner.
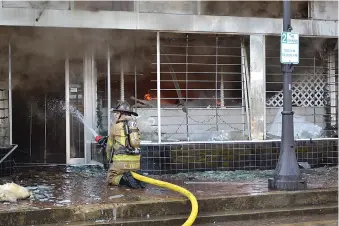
[{"x1": 61, "y1": 102, "x2": 99, "y2": 138}]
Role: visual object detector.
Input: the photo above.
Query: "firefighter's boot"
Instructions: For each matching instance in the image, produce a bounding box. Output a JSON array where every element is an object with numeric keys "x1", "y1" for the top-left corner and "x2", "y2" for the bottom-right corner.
[
  {"x1": 134, "y1": 170, "x2": 147, "y2": 189},
  {"x1": 120, "y1": 171, "x2": 139, "y2": 189}
]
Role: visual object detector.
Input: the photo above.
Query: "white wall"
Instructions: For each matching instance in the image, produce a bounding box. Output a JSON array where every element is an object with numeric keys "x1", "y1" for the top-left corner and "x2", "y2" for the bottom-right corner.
[{"x1": 309, "y1": 1, "x2": 338, "y2": 21}]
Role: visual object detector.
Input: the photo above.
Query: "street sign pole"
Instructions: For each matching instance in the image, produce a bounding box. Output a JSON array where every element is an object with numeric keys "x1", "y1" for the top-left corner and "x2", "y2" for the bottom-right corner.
[{"x1": 268, "y1": 0, "x2": 307, "y2": 190}]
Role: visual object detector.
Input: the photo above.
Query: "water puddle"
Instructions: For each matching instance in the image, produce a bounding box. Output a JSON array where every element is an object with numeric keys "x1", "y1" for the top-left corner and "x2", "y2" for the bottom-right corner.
[{"x1": 0, "y1": 164, "x2": 336, "y2": 212}]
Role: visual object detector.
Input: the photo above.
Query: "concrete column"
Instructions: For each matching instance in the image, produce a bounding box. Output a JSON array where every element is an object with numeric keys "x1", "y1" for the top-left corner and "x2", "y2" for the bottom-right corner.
[
  {"x1": 69, "y1": 0, "x2": 75, "y2": 10},
  {"x1": 327, "y1": 52, "x2": 336, "y2": 127},
  {"x1": 249, "y1": 35, "x2": 266, "y2": 140},
  {"x1": 83, "y1": 50, "x2": 97, "y2": 164},
  {"x1": 196, "y1": 0, "x2": 201, "y2": 15},
  {"x1": 134, "y1": 0, "x2": 139, "y2": 13}
]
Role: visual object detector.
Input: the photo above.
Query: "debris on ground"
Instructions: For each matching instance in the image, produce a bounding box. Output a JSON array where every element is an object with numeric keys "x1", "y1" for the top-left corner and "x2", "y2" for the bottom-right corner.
[
  {"x1": 0, "y1": 182, "x2": 31, "y2": 203},
  {"x1": 156, "y1": 165, "x2": 338, "y2": 187}
]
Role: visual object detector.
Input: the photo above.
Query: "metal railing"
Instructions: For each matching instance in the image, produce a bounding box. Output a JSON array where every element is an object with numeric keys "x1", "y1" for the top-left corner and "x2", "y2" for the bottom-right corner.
[
  {"x1": 144, "y1": 33, "x2": 249, "y2": 142},
  {"x1": 0, "y1": 144, "x2": 17, "y2": 164}
]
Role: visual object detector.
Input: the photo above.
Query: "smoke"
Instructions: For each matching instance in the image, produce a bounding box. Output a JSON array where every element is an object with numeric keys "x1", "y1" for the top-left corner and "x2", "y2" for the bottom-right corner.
[
  {"x1": 0, "y1": 27, "x2": 155, "y2": 92},
  {"x1": 0, "y1": 25, "x2": 332, "y2": 111}
]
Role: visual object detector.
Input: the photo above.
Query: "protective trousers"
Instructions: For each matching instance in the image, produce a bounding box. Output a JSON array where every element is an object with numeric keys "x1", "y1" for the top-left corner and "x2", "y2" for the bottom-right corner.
[{"x1": 107, "y1": 154, "x2": 141, "y2": 186}]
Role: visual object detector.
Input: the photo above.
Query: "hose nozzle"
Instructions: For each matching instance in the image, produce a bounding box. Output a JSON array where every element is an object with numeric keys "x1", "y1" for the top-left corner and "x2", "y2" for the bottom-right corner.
[{"x1": 95, "y1": 135, "x2": 102, "y2": 143}]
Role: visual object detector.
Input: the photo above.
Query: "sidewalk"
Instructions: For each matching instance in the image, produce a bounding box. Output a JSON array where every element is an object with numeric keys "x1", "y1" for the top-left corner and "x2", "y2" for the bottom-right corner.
[{"x1": 0, "y1": 165, "x2": 337, "y2": 212}]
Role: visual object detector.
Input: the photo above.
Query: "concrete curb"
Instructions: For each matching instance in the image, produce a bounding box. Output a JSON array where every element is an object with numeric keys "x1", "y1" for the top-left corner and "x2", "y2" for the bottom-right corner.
[
  {"x1": 40, "y1": 204, "x2": 339, "y2": 226},
  {"x1": 0, "y1": 188, "x2": 337, "y2": 226},
  {"x1": 278, "y1": 220, "x2": 338, "y2": 226}
]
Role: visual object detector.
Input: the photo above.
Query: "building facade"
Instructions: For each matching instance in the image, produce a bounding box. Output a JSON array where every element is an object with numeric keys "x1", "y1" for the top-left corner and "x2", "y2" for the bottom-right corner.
[{"x1": 0, "y1": 1, "x2": 337, "y2": 174}]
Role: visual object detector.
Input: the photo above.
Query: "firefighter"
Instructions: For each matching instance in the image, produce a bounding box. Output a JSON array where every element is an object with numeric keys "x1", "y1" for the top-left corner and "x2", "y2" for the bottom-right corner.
[{"x1": 96, "y1": 101, "x2": 146, "y2": 189}]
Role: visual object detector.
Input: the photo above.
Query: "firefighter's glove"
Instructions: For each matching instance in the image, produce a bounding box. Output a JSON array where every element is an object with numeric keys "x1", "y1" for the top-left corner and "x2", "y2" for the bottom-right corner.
[{"x1": 98, "y1": 136, "x2": 108, "y2": 148}]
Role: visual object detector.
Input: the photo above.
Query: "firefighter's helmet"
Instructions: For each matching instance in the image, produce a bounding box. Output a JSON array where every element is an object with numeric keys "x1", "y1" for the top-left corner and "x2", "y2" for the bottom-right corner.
[{"x1": 111, "y1": 101, "x2": 138, "y2": 116}]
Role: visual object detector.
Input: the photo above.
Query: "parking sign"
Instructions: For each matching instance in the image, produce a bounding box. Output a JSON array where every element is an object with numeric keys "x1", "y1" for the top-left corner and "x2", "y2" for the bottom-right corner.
[{"x1": 280, "y1": 32, "x2": 299, "y2": 64}]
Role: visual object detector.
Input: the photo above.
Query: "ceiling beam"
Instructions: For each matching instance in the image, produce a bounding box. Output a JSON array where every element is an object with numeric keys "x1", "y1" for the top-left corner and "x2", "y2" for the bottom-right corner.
[{"x1": 0, "y1": 8, "x2": 337, "y2": 37}]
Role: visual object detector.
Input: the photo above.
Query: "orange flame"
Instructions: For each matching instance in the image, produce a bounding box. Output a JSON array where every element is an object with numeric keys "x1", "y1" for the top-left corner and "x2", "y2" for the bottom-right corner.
[{"x1": 144, "y1": 93, "x2": 152, "y2": 101}]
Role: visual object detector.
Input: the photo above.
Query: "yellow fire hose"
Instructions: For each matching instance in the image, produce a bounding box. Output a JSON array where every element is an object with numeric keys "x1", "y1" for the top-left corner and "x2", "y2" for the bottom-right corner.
[{"x1": 131, "y1": 172, "x2": 199, "y2": 226}]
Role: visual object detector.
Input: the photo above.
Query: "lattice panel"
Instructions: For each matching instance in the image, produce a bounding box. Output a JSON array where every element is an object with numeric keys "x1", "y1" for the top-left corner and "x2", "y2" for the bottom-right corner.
[{"x1": 267, "y1": 68, "x2": 327, "y2": 107}]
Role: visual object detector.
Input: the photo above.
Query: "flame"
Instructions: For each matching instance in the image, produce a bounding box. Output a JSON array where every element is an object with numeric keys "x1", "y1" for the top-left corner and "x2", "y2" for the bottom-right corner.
[{"x1": 144, "y1": 93, "x2": 152, "y2": 101}]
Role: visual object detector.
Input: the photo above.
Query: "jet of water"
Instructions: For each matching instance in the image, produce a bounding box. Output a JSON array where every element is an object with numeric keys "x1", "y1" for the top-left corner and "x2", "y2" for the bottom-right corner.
[
  {"x1": 61, "y1": 102, "x2": 99, "y2": 138},
  {"x1": 72, "y1": 108, "x2": 99, "y2": 138}
]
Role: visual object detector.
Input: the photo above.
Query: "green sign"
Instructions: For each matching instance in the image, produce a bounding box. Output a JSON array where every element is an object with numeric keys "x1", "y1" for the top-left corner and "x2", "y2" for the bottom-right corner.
[{"x1": 280, "y1": 32, "x2": 299, "y2": 64}]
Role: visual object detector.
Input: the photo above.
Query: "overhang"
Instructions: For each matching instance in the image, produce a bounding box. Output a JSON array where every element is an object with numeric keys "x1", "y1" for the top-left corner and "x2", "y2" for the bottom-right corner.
[{"x1": 0, "y1": 8, "x2": 337, "y2": 37}]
